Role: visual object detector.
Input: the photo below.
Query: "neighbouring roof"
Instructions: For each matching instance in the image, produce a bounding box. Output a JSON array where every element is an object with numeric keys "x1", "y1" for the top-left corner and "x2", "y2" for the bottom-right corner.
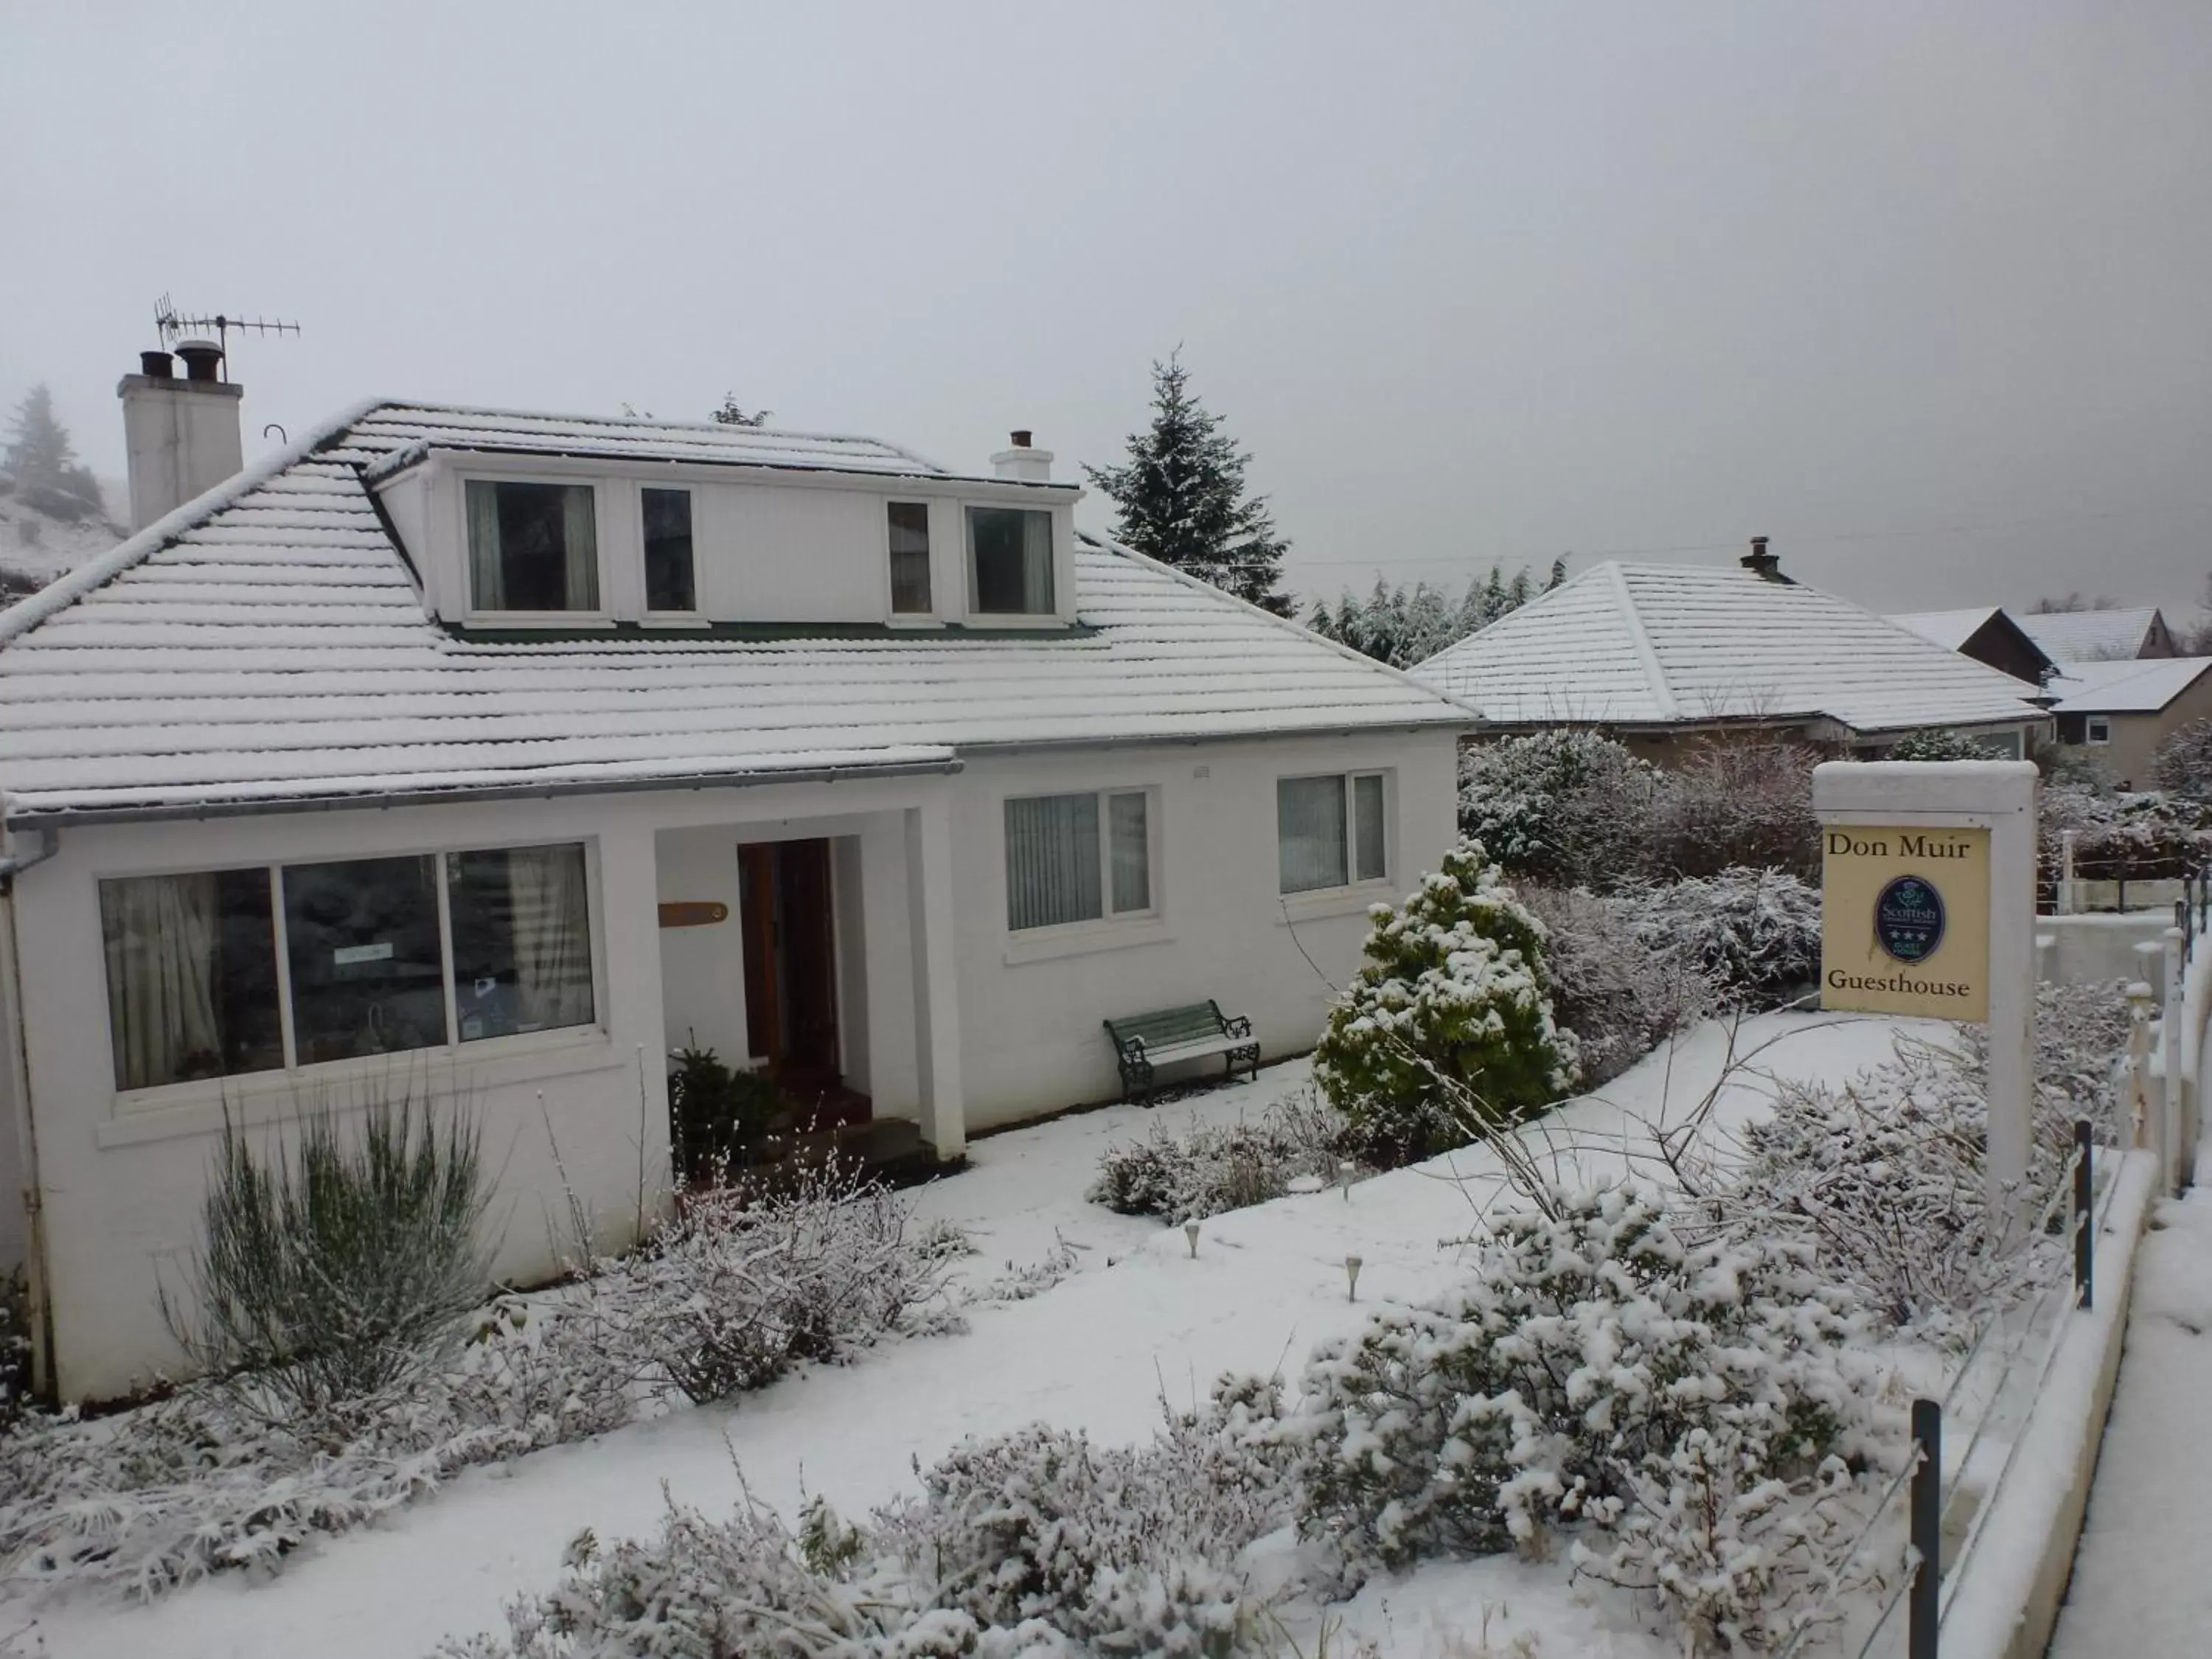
[
  {"x1": 0, "y1": 401, "x2": 1472, "y2": 821},
  {"x1": 2046, "y1": 656, "x2": 2212, "y2": 715},
  {"x1": 2015, "y1": 606, "x2": 2166, "y2": 664},
  {"x1": 1409, "y1": 560, "x2": 2050, "y2": 736},
  {"x1": 1888, "y1": 606, "x2": 2003, "y2": 652}
]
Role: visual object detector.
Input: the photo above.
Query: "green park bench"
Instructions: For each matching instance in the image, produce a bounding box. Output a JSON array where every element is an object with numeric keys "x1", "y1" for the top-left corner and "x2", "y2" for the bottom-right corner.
[{"x1": 1103, "y1": 1001, "x2": 1261, "y2": 1105}]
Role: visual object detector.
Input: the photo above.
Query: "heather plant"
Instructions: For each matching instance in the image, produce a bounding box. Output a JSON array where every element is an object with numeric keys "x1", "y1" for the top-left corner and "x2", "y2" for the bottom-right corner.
[
  {"x1": 1312, "y1": 843, "x2": 1577, "y2": 1165},
  {"x1": 1089, "y1": 1091, "x2": 1353, "y2": 1221}
]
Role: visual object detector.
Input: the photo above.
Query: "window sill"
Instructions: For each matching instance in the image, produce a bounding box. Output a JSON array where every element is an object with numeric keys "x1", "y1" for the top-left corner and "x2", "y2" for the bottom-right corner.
[
  {"x1": 97, "y1": 1028, "x2": 629, "y2": 1150},
  {"x1": 964, "y1": 613, "x2": 1070, "y2": 630},
  {"x1": 1003, "y1": 917, "x2": 1173, "y2": 965},
  {"x1": 641, "y1": 612, "x2": 710, "y2": 628},
  {"x1": 1272, "y1": 881, "x2": 1396, "y2": 927},
  {"x1": 886, "y1": 615, "x2": 947, "y2": 630},
  {"x1": 461, "y1": 612, "x2": 618, "y2": 629}
]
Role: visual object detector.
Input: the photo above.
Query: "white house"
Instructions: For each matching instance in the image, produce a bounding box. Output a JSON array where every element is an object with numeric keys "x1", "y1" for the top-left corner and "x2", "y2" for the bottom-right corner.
[{"x1": 0, "y1": 350, "x2": 1475, "y2": 1401}]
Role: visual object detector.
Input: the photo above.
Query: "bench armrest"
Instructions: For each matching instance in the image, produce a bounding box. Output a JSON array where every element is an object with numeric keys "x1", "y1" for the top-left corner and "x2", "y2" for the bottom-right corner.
[{"x1": 1223, "y1": 1013, "x2": 1253, "y2": 1040}]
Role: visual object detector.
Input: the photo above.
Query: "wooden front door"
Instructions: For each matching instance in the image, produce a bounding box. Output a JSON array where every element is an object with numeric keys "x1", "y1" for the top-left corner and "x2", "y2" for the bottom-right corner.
[{"x1": 737, "y1": 838, "x2": 840, "y2": 1090}]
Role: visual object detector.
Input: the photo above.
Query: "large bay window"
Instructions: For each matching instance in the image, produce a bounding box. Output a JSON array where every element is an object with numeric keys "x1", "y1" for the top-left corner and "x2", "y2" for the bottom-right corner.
[
  {"x1": 1005, "y1": 789, "x2": 1152, "y2": 931},
  {"x1": 967, "y1": 507, "x2": 1054, "y2": 616},
  {"x1": 98, "y1": 842, "x2": 597, "y2": 1092},
  {"x1": 466, "y1": 479, "x2": 600, "y2": 612},
  {"x1": 1277, "y1": 773, "x2": 1388, "y2": 894}
]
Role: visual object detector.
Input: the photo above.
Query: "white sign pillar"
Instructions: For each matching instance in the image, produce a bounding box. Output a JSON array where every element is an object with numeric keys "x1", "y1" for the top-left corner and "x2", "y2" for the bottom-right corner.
[{"x1": 1812, "y1": 761, "x2": 2039, "y2": 1217}]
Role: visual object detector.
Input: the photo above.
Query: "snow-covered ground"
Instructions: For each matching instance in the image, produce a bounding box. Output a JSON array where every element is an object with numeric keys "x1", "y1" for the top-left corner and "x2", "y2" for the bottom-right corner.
[
  {"x1": 2045, "y1": 1139, "x2": 2212, "y2": 1656},
  {"x1": 12, "y1": 1011, "x2": 1926, "y2": 1659}
]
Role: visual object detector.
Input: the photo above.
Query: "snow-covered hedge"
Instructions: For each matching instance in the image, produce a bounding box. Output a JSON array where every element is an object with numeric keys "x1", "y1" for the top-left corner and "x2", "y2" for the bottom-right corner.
[
  {"x1": 1088, "y1": 1092, "x2": 1351, "y2": 1222},
  {"x1": 1457, "y1": 731, "x2": 1658, "y2": 889},
  {"x1": 1886, "y1": 728, "x2": 1994, "y2": 762},
  {"x1": 1518, "y1": 885, "x2": 1716, "y2": 1087},
  {"x1": 1615, "y1": 867, "x2": 1822, "y2": 1008},
  {"x1": 0, "y1": 1169, "x2": 959, "y2": 1597},
  {"x1": 1293, "y1": 1183, "x2": 1895, "y2": 1650},
  {"x1": 1312, "y1": 843, "x2": 1578, "y2": 1165},
  {"x1": 1646, "y1": 741, "x2": 1822, "y2": 882},
  {"x1": 442, "y1": 1377, "x2": 1297, "y2": 1658}
]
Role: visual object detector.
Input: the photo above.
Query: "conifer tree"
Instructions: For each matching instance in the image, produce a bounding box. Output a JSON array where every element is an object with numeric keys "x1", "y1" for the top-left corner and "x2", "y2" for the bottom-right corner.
[
  {"x1": 1085, "y1": 352, "x2": 1293, "y2": 616},
  {"x1": 2, "y1": 385, "x2": 102, "y2": 522}
]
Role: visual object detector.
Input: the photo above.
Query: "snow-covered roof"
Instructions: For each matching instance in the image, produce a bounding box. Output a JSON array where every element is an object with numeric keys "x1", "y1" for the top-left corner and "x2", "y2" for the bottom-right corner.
[
  {"x1": 0, "y1": 402, "x2": 1472, "y2": 822},
  {"x1": 2046, "y1": 657, "x2": 2212, "y2": 714},
  {"x1": 1410, "y1": 560, "x2": 2049, "y2": 737},
  {"x1": 1887, "y1": 607, "x2": 2003, "y2": 652},
  {"x1": 2015, "y1": 607, "x2": 2166, "y2": 664}
]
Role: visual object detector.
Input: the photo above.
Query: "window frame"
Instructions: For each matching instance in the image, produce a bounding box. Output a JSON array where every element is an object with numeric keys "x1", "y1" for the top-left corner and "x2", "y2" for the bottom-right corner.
[
  {"x1": 963, "y1": 503, "x2": 1062, "y2": 625},
  {"x1": 1276, "y1": 769, "x2": 1392, "y2": 897},
  {"x1": 885, "y1": 499, "x2": 937, "y2": 623},
  {"x1": 97, "y1": 837, "x2": 608, "y2": 1105},
  {"x1": 639, "y1": 484, "x2": 700, "y2": 619},
  {"x1": 459, "y1": 473, "x2": 613, "y2": 627},
  {"x1": 1001, "y1": 785, "x2": 1160, "y2": 936},
  {"x1": 2085, "y1": 717, "x2": 2112, "y2": 746}
]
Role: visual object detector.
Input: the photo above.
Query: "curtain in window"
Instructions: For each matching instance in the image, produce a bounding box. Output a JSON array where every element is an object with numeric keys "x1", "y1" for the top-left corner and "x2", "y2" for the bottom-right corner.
[
  {"x1": 1353, "y1": 775, "x2": 1387, "y2": 881},
  {"x1": 466, "y1": 480, "x2": 504, "y2": 611},
  {"x1": 562, "y1": 486, "x2": 599, "y2": 611},
  {"x1": 1278, "y1": 776, "x2": 1349, "y2": 894},
  {"x1": 507, "y1": 844, "x2": 596, "y2": 1029},
  {"x1": 1109, "y1": 792, "x2": 1150, "y2": 912},
  {"x1": 1006, "y1": 793, "x2": 1102, "y2": 930},
  {"x1": 1021, "y1": 509, "x2": 1054, "y2": 613},
  {"x1": 101, "y1": 874, "x2": 222, "y2": 1091}
]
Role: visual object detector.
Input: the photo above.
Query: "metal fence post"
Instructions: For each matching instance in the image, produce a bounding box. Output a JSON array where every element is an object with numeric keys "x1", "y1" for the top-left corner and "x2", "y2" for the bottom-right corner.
[
  {"x1": 1910, "y1": 1398, "x2": 1941, "y2": 1659},
  {"x1": 2073, "y1": 1120, "x2": 2093, "y2": 1309}
]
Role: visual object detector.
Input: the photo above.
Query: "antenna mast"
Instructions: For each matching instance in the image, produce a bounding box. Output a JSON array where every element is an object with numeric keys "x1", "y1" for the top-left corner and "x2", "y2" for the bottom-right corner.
[{"x1": 152, "y1": 293, "x2": 302, "y2": 381}]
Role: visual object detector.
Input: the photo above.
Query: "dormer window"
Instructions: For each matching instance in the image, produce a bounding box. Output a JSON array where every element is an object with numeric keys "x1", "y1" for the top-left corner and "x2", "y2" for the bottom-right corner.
[
  {"x1": 888, "y1": 502, "x2": 933, "y2": 615},
  {"x1": 967, "y1": 507, "x2": 1054, "y2": 616},
  {"x1": 643, "y1": 488, "x2": 696, "y2": 613},
  {"x1": 466, "y1": 480, "x2": 599, "y2": 613}
]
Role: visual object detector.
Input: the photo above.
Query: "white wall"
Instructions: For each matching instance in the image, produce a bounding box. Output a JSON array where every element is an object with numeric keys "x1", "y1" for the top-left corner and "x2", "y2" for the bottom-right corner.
[{"x1": 2039, "y1": 911, "x2": 2173, "y2": 994}]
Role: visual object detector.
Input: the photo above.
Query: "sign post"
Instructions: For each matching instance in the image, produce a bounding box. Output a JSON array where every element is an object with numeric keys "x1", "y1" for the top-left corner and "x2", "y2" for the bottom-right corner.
[{"x1": 1812, "y1": 761, "x2": 2039, "y2": 1217}]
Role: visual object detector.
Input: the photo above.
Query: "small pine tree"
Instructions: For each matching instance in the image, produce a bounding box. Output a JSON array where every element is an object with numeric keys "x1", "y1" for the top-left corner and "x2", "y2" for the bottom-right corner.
[
  {"x1": 1312, "y1": 842, "x2": 1579, "y2": 1164},
  {"x1": 712, "y1": 394, "x2": 771, "y2": 427},
  {"x1": 3, "y1": 384, "x2": 102, "y2": 522},
  {"x1": 1085, "y1": 351, "x2": 1293, "y2": 615}
]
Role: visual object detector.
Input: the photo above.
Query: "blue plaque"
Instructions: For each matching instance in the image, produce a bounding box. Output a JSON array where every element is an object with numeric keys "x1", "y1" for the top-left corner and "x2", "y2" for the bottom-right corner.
[{"x1": 1875, "y1": 875, "x2": 1945, "y2": 964}]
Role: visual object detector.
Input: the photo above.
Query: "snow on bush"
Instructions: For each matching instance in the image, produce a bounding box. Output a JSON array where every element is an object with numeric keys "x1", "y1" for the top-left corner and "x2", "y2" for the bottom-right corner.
[
  {"x1": 2153, "y1": 717, "x2": 2212, "y2": 799},
  {"x1": 1716, "y1": 982, "x2": 2130, "y2": 1333},
  {"x1": 1517, "y1": 886, "x2": 1716, "y2": 1088},
  {"x1": 1885, "y1": 728, "x2": 1994, "y2": 762},
  {"x1": 0, "y1": 1169, "x2": 957, "y2": 1597},
  {"x1": 1457, "y1": 731, "x2": 1657, "y2": 890},
  {"x1": 1614, "y1": 867, "x2": 1821, "y2": 1009},
  {"x1": 1313, "y1": 844, "x2": 1578, "y2": 1166},
  {"x1": 1088, "y1": 1091, "x2": 1352, "y2": 1222},
  {"x1": 0, "y1": 1270, "x2": 26, "y2": 1438},
  {"x1": 1646, "y1": 741, "x2": 1822, "y2": 882},
  {"x1": 2039, "y1": 780, "x2": 2209, "y2": 891},
  {"x1": 1293, "y1": 1183, "x2": 1894, "y2": 1651},
  {"x1": 442, "y1": 1377, "x2": 1298, "y2": 1658}
]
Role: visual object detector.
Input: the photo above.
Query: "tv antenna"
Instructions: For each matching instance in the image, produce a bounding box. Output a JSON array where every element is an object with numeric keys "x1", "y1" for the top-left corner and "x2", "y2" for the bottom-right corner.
[{"x1": 153, "y1": 293, "x2": 301, "y2": 380}]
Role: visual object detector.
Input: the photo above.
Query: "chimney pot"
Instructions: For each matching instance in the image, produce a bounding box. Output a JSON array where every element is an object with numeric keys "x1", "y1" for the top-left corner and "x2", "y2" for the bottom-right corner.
[
  {"x1": 175, "y1": 339, "x2": 223, "y2": 383},
  {"x1": 1010, "y1": 429, "x2": 1032, "y2": 449},
  {"x1": 139, "y1": 349, "x2": 175, "y2": 378},
  {"x1": 990, "y1": 431, "x2": 1054, "y2": 483},
  {"x1": 1741, "y1": 535, "x2": 1790, "y2": 582}
]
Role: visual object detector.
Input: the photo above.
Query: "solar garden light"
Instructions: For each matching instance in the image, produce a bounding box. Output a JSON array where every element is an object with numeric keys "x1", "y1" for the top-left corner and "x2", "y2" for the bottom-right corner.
[
  {"x1": 1344, "y1": 1254, "x2": 1363, "y2": 1301},
  {"x1": 1338, "y1": 1161, "x2": 1355, "y2": 1199},
  {"x1": 1184, "y1": 1220, "x2": 1201, "y2": 1258}
]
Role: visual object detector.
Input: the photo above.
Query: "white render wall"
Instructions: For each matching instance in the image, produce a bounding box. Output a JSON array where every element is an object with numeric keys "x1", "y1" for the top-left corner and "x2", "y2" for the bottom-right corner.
[{"x1": 7, "y1": 726, "x2": 1461, "y2": 1399}]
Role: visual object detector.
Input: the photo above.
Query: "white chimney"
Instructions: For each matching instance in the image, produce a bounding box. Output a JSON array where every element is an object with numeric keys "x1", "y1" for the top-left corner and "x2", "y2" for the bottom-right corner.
[
  {"x1": 990, "y1": 428, "x2": 1054, "y2": 484},
  {"x1": 117, "y1": 342, "x2": 245, "y2": 532}
]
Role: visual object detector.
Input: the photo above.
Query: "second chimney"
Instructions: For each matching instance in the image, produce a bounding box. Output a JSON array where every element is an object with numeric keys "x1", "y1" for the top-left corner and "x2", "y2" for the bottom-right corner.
[
  {"x1": 991, "y1": 428, "x2": 1054, "y2": 484},
  {"x1": 117, "y1": 341, "x2": 245, "y2": 532},
  {"x1": 1740, "y1": 535, "x2": 1788, "y2": 582}
]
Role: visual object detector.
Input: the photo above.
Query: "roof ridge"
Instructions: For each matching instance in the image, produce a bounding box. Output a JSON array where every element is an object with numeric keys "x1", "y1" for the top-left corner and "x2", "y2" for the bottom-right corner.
[
  {"x1": 0, "y1": 397, "x2": 393, "y2": 650},
  {"x1": 361, "y1": 399, "x2": 950, "y2": 472},
  {"x1": 1607, "y1": 561, "x2": 1678, "y2": 720}
]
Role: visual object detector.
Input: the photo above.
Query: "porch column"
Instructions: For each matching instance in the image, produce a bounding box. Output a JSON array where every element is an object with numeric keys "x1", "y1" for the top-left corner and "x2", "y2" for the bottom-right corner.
[{"x1": 903, "y1": 797, "x2": 966, "y2": 1158}]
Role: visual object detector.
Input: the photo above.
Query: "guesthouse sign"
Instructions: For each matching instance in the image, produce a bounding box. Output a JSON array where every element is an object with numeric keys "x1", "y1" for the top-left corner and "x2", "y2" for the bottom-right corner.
[{"x1": 1820, "y1": 825, "x2": 1991, "y2": 1020}]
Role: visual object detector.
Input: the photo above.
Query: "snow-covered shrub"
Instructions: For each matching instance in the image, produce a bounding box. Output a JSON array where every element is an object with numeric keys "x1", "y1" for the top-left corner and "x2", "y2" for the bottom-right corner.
[
  {"x1": 567, "y1": 1166, "x2": 956, "y2": 1405},
  {"x1": 1517, "y1": 886, "x2": 1716, "y2": 1087},
  {"x1": 1885, "y1": 728, "x2": 1991, "y2": 762},
  {"x1": 1088, "y1": 1092, "x2": 1352, "y2": 1221},
  {"x1": 1293, "y1": 1184, "x2": 1889, "y2": 1649},
  {"x1": 161, "y1": 1089, "x2": 493, "y2": 1425},
  {"x1": 1615, "y1": 867, "x2": 1821, "y2": 1008},
  {"x1": 0, "y1": 1269, "x2": 27, "y2": 1435},
  {"x1": 2039, "y1": 781, "x2": 2209, "y2": 894},
  {"x1": 1313, "y1": 844, "x2": 1578, "y2": 1166},
  {"x1": 2033, "y1": 739, "x2": 2115, "y2": 794},
  {"x1": 2154, "y1": 717, "x2": 2212, "y2": 799},
  {"x1": 1456, "y1": 731, "x2": 1657, "y2": 889},
  {"x1": 1723, "y1": 982, "x2": 2130, "y2": 1332},
  {"x1": 1646, "y1": 741, "x2": 1821, "y2": 880}
]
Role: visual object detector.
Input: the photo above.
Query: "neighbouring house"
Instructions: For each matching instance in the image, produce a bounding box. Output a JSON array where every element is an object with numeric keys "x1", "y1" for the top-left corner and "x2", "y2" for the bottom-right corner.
[
  {"x1": 2016, "y1": 606, "x2": 2178, "y2": 664},
  {"x1": 1886, "y1": 606, "x2": 2057, "y2": 687},
  {"x1": 2047, "y1": 657, "x2": 2212, "y2": 789},
  {"x1": 0, "y1": 346, "x2": 1475, "y2": 1401},
  {"x1": 1409, "y1": 542, "x2": 2052, "y2": 762}
]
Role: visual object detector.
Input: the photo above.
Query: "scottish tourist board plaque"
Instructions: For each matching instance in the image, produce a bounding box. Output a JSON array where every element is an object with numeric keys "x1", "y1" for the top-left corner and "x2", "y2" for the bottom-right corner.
[{"x1": 1820, "y1": 826, "x2": 1991, "y2": 1020}]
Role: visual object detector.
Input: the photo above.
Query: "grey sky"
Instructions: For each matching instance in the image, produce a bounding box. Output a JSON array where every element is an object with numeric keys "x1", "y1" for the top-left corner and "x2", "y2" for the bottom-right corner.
[{"x1": 5, "y1": 1, "x2": 2210, "y2": 615}]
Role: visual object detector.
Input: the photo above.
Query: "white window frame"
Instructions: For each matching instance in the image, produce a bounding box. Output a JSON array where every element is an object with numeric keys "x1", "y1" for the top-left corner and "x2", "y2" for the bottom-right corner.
[
  {"x1": 1276, "y1": 770, "x2": 1392, "y2": 897},
  {"x1": 98, "y1": 837, "x2": 609, "y2": 1107},
  {"x1": 459, "y1": 473, "x2": 613, "y2": 627},
  {"x1": 963, "y1": 502, "x2": 1063, "y2": 627},
  {"x1": 2085, "y1": 717, "x2": 2112, "y2": 746},
  {"x1": 884, "y1": 499, "x2": 939, "y2": 625},
  {"x1": 639, "y1": 483, "x2": 703, "y2": 622},
  {"x1": 1001, "y1": 786, "x2": 1160, "y2": 936}
]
